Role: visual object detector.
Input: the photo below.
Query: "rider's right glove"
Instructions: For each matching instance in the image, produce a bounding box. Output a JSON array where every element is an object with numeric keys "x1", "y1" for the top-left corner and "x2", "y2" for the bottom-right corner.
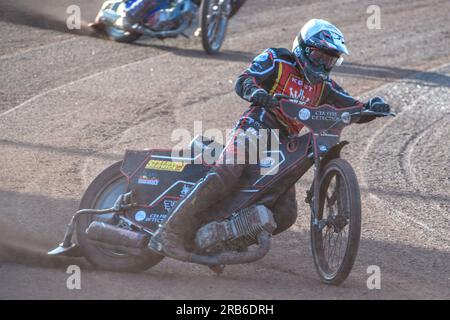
[
  {"x1": 365, "y1": 96, "x2": 390, "y2": 113},
  {"x1": 250, "y1": 89, "x2": 279, "y2": 109}
]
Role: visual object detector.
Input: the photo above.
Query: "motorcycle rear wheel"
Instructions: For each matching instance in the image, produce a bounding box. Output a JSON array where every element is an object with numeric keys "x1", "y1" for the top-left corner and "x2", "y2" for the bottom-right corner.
[
  {"x1": 310, "y1": 158, "x2": 361, "y2": 285},
  {"x1": 200, "y1": 0, "x2": 230, "y2": 54},
  {"x1": 76, "y1": 161, "x2": 164, "y2": 272}
]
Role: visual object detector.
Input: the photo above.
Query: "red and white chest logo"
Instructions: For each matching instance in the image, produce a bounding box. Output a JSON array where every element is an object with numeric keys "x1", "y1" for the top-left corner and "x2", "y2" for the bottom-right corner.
[{"x1": 283, "y1": 74, "x2": 313, "y2": 105}]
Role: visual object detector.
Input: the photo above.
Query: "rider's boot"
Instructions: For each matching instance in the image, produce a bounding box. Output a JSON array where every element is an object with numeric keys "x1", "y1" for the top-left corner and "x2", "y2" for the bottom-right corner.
[{"x1": 149, "y1": 165, "x2": 244, "y2": 261}]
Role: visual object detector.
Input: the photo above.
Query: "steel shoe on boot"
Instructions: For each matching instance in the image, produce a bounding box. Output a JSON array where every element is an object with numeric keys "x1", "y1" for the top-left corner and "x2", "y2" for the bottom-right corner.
[
  {"x1": 149, "y1": 226, "x2": 192, "y2": 261},
  {"x1": 148, "y1": 167, "x2": 244, "y2": 260}
]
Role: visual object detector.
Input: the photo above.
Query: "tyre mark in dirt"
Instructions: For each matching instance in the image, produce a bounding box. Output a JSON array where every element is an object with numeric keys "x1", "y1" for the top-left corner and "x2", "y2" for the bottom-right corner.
[
  {"x1": 0, "y1": 36, "x2": 79, "y2": 60},
  {"x1": 0, "y1": 13, "x2": 255, "y2": 118},
  {"x1": 400, "y1": 114, "x2": 450, "y2": 190},
  {"x1": 0, "y1": 138, "x2": 120, "y2": 161},
  {"x1": 363, "y1": 124, "x2": 439, "y2": 235},
  {"x1": 359, "y1": 64, "x2": 450, "y2": 244},
  {"x1": 0, "y1": 52, "x2": 171, "y2": 119}
]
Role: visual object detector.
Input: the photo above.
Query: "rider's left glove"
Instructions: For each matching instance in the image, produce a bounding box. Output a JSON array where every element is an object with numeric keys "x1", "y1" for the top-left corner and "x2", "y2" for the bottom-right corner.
[
  {"x1": 366, "y1": 96, "x2": 390, "y2": 113},
  {"x1": 250, "y1": 89, "x2": 279, "y2": 109}
]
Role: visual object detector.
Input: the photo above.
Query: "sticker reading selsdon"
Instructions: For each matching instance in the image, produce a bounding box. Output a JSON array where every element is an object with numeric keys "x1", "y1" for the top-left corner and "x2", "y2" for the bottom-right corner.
[{"x1": 145, "y1": 159, "x2": 186, "y2": 172}]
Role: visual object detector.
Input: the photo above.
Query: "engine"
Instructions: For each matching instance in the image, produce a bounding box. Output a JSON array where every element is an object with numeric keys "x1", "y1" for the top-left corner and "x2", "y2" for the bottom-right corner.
[{"x1": 195, "y1": 205, "x2": 277, "y2": 254}]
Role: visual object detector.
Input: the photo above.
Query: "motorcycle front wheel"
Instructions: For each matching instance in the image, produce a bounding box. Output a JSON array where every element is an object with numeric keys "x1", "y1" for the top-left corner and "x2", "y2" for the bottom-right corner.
[
  {"x1": 310, "y1": 158, "x2": 362, "y2": 285},
  {"x1": 76, "y1": 161, "x2": 164, "y2": 272},
  {"x1": 200, "y1": 0, "x2": 230, "y2": 54}
]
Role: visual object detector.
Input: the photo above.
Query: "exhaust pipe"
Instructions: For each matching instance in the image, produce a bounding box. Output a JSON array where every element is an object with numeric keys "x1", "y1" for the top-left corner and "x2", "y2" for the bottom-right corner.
[
  {"x1": 85, "y1": 221, "x2": 150, "y2": 249},
  {"x1": 48, "y1": 192, "x2": 136, "y2": 257}
]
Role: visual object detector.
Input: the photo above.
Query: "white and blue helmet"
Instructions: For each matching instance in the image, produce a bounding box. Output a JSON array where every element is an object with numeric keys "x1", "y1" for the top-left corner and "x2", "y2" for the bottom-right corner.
[{"x1": 293, "y1": 19, "x2": 348, "y2": 84}]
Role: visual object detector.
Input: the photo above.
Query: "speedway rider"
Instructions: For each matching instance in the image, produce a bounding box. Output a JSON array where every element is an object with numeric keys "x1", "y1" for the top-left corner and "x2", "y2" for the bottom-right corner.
[{"x1": 149, "y1": 19, "x2": 390, "y2": 260}]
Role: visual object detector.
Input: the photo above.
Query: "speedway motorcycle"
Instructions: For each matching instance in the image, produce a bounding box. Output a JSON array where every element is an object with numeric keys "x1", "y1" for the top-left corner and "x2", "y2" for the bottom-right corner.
[
  {"x1": 89, "y1": 0, "x2": 246, "y2": 54},
  {"x1": 49, "y1": 95, "x2": 394, "y2": 285}
]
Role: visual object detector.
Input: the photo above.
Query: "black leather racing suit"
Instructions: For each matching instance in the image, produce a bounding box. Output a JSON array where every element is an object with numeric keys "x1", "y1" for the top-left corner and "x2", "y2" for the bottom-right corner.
[
  {"x1": 151, "y1": 48, "x2": 364, "y2": 258},
  {"x1": 233, "y1": 47, "x2": 365, "y2": 228}
]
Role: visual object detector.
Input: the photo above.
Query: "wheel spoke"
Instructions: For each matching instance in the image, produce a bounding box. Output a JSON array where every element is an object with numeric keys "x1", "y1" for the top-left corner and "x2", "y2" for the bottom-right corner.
[
  {"x1": 311, "y1": 160, "x2": 361, "y2": 284},
  {"x1": 330, "y1": 231, "x2": 339, "y2": 269},
  {"x1": 317, "y1": 170, "x2": 354, "y2": 275}
]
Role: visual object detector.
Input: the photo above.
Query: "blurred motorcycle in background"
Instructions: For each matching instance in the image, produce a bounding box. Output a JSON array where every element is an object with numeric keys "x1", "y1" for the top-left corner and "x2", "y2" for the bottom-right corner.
[{"x1": 89, "y1": 0, "x2": 246, "y2": 54}]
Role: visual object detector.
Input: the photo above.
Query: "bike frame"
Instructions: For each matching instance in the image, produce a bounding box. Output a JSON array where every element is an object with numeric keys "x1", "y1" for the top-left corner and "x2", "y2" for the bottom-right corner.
[{"x1": 276, "y1": 94, "x2": 393, "y2": 230}]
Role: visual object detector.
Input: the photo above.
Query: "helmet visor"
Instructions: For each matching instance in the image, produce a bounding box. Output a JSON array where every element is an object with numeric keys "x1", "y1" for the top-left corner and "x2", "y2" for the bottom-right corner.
[{"x1": 308, "y1": 48, "x2": 341, "y2": 70}]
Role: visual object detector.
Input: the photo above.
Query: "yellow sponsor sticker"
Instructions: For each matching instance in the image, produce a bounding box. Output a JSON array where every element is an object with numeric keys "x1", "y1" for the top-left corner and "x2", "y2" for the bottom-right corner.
[{"x1": 145, "y1": 159, "x2": 186, "y2": 172}]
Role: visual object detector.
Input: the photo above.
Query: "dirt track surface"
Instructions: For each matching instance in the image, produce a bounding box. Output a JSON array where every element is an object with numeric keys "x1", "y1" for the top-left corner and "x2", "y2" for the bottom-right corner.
[{"x1": 0, "y1": 0, "x2": 449, "y2": 299}]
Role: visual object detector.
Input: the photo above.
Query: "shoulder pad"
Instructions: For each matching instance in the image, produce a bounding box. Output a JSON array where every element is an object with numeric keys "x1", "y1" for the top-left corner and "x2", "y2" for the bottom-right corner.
[
  {"x1": 247, "y1": 48, "x2": 296, "y2": 75},
  {"x1": 268, "y1": 48, "x2": 296, "y2": 62},
  {"x1": 248, "y1": 49, "x2": 275, "y2": 75}
]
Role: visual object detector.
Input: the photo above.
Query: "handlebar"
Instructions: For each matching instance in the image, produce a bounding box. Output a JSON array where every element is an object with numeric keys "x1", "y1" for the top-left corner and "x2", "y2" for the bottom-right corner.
[
  {"x1": 361, "y1": 109, "x2": 396, "y2": 117},
  {"x1": 273, "y1": 93, "x2": 395, "y2": 118}
]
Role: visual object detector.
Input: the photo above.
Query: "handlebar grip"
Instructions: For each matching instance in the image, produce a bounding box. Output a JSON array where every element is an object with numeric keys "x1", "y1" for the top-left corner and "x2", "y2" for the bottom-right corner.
[{"x1": 362, "y1": 110, "x2": 396, "y2": 117}]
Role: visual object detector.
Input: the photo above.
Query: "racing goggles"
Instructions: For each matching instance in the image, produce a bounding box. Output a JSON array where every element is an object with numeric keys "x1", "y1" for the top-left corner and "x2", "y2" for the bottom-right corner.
[{"x1": 307, "y1": 47, "x2": 344, "y2": 70}]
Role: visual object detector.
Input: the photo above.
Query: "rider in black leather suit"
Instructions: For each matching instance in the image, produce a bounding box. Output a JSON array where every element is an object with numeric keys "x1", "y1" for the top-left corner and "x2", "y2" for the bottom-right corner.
[{"x1": 149, "y1": 19, "x2": 390, "y2": 260}]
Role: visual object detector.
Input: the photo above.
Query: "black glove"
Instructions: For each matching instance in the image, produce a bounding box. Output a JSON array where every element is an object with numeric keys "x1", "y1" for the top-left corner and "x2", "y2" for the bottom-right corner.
[
  {"x1": 366, "y1": 96, "x2": 390, "y2": 113},
  {"x1": 250, "y1": 90, "x2": 278, "y2": 109}
]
